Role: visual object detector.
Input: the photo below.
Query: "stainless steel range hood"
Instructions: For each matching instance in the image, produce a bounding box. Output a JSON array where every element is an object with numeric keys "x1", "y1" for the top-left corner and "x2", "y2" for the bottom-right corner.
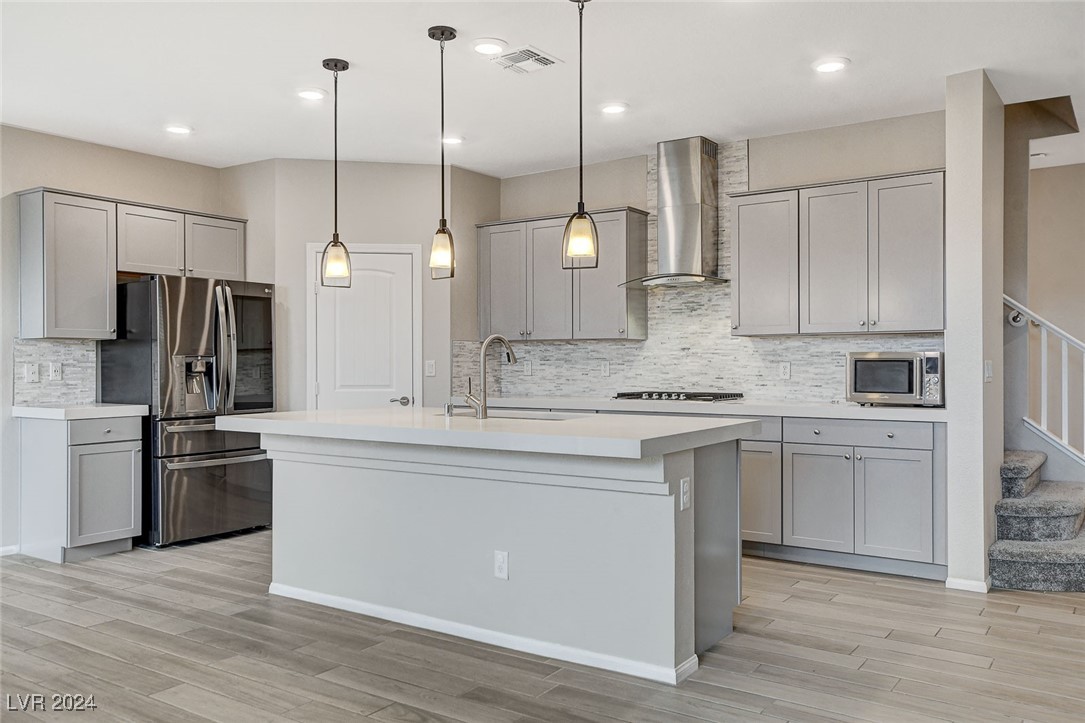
[{"x1": 622, "y1": 136, "x2": 727, "y2": 288}]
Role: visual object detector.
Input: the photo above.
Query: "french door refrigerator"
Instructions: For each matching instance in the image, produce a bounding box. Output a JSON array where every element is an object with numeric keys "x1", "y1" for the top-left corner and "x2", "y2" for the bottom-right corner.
[{"x1": 100, "y1": 275, "x2": 274, "y2": 546}]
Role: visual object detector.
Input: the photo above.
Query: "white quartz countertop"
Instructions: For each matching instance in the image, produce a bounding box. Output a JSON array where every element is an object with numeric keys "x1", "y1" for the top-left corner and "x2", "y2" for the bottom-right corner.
[
  {"x1": 12, "y1": 403, "x2": 149, "y2": 420},
  {"x1": 216, "y1": 407, "x2": 759, "y2": 459},
  {"x1": 476, "y1": 396, "x2": 949, "y2": 422}
]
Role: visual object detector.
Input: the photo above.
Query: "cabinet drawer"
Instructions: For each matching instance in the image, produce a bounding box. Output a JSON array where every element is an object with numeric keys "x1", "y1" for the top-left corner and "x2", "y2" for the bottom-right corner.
[
  {"x1": 784, "y1": 418, "x2": 932, "y2": 450},
  {"x1": 68, "y1": 417, "x2": 142, "y2": 445}
]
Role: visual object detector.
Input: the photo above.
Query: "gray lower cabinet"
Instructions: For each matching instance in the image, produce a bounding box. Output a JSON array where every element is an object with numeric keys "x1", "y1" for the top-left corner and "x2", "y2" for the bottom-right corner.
[
  {"x1": 477, "y1": 208, "x2": 648, "y2": 341},
  {"x1": 19, "y1": 190, "x2": 117, "y2": 340},
  {"x1": 783, "y1": 443, "x2": 855, "y2": 553},
  {"x1": 740, "y1": 441, "x2": 782, "y2": 544},
  {"x1": 854, "y1": 446, "x2": 933, "y2": 562},
  {"x1": 117, "y1": 204, "x2": 186, "y2": 275},
  {"x1": 185, "y1": 214, "x2": 246, "y2": 281},
  {"x1": 732, "y1": 191, "x2": 799, "y2": 336},
  {"x1": 68, "y1": 441, "x2": 142, "y2": 547}
]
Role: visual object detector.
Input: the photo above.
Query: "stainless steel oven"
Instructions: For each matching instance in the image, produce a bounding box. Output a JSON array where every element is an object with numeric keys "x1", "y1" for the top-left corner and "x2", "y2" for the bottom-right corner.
[{"x1": 846, "y1": 351, "x2": 944, "y2": 407}]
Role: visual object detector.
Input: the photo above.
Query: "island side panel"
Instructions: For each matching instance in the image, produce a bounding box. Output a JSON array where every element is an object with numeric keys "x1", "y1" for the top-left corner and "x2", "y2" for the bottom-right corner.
[
  {"x1": 693, "y1": 441, "x2": 741, "y2": 653},
  {"x1": 267, "y1": 442, "x2": 688, "y2": 681}
]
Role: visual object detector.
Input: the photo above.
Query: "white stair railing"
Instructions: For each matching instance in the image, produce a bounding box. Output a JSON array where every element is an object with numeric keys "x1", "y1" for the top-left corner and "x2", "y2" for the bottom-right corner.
[{"x1": 1004, "y1": 294, "x2": 1085, "y2": 465}]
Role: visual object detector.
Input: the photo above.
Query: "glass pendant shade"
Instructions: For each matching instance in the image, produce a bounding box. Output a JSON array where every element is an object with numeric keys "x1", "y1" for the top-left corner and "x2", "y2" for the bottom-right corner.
[
  {"x1": 561, "y1": 204, "x2": 599, "y2": 269},
  {"x1": 430, "y1": 224, "x2": 455, "y2": 280},
  {"x1": 321, "y1": 234, "x2": 351, "y2": 287}
]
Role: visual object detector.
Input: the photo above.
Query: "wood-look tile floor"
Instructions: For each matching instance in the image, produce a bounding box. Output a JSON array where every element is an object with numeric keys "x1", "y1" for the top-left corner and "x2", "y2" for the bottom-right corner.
[{"x1": 2, "y1": 532, "x2": 1083, "y2": 723}]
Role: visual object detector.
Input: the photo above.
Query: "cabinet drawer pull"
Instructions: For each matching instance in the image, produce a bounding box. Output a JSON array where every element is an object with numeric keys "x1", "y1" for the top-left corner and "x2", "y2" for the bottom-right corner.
[
  {"x1": 844, "y1": 454, "x2": 851, "y2": 460},
  {"x1": 813, "y1": 429, "x2": 820, "y2": 435},
  {"x1": 103, "y1": 428, "x2": 112, "y2": 434},
  {"x1": 887, "y1": 432, "x2": 895, "y2": 438}
]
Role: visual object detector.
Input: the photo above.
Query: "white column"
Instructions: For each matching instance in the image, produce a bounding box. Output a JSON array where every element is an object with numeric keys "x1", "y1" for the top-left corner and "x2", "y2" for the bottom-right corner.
[{"x1": 944, "y1": 70, "x2": 1005, "y2": 592}]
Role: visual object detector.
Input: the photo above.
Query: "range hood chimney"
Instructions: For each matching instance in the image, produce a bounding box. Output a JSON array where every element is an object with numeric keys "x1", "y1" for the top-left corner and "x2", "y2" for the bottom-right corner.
[{"x1": 622, "y1": 136, "x2": 727, "y2": 288}]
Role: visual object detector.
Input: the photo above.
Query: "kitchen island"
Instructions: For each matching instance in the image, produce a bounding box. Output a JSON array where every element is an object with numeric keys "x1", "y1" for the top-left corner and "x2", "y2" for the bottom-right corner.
[{"x1": 217, "y1": 407, "x2": 758, "y2": 684}]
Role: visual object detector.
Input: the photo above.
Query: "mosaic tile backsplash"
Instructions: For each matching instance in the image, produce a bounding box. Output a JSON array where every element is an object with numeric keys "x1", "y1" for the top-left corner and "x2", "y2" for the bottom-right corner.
[
  {"x1": 13, "y1": 339, "x2": 97, "y2": 406},
  {"x1": 452, "y1": 139, "x2": 944, "y2": 403}
]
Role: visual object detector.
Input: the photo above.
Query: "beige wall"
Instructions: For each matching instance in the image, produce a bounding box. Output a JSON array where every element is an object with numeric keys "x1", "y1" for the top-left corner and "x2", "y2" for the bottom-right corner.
[
  {"x1": 944, "y1": 71, "x2": 1005, "y2": 591},
  {"x1": 499, "y1": 155, "x2": 649, "y2": 220},
  {"x1": 450, "y1": 167, "x2": 501, "y2": 342},
  {"x1": 1027, "y1": 163, "x2": 1085, "y2": 451},
  {"x1": 219, "y1": 160, "x2": 277, "y2": 284},
  {"x1": 748, "y1": 111, "x2": 946, "y2": 191},
  {"x1": 0, "y1": 126, "x2": 227, "y2": 550}
]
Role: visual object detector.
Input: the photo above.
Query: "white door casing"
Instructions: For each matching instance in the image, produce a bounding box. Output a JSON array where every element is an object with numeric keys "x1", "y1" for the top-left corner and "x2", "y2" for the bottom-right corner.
[{"x1": 307, "y1": 244, "x2": 423, "y2": 410}]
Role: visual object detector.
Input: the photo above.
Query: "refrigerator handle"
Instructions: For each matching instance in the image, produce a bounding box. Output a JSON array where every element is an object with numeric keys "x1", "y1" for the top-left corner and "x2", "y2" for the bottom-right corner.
[
  {"x1": 214, "y1": 284, "x2": 230, "y2": 415},
  {"x1": 225, "y1": 284, "x2": 238, "y2": 412}
]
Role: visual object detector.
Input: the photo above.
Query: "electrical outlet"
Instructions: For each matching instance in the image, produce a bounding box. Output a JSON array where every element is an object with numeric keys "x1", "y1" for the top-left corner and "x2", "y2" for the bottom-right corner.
[
  {"x1": 778, "y1": 361, "x2": 791, "y2": 380},
  {"x1": 424, "y1": 360, "x2": 437, "y2": 377},
  {"x1": 523, "y1": 360, "x2": 532, "y2": 376},
  {"x1": 984, "y1": 360, "x2": 994, "y2": 383},
  {"x1": 23, "y1": 364, "x2": 39, "y2": 383},
  {"x1": 493, "y1": 550, "x2": 509, "y2": 580},
  {"x1": 680, "y1": 478, "x2": 692, "y2": 511},
  {"x1": 48, "y1": 362, "x2": 63, "y2": 381},
  {"x1": 601, "y1": 361, "x2": 611, "y2": 377}
]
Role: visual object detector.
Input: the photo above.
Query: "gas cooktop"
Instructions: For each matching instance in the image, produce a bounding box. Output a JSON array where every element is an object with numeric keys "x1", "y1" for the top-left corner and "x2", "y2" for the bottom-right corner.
[{"x1": 614, "y1": 391, "x2": 744, "y2": 402}]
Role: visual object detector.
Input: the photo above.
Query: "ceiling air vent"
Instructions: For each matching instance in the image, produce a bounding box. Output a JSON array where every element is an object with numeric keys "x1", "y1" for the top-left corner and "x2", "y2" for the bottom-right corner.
[{"x1": 490, "y1": 46, "x2": 563, "y2": 74}]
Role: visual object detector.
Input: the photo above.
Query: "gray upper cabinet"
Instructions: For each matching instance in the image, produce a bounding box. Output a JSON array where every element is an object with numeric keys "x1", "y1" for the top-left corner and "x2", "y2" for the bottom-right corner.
[
  {"x1": 479, "y1": 223, "x2": 527, "y2": 339},
  {"x1": 800, "y1": 183, "x2": 868, "y2": 334},
  {"x1": 526, "y1": 219, "x2": 573, "y2": 340},
  {"x1": 478, "y1": 208, "x2": 648, "y2": 342},
  {"x1": 740, "y1": 440, "x2": 783, "y2": 544},
  {"x1": 783, "y1": 442, "x2": 855, "y2": 553},
  {"x1": 20, "y1": 191, "x2": 117, "y2": 340},
  {"x1": 117, "y1": 204, "x2": 185, "y2": 276},
  {"x1": 854, "y1": 446, "x2": 934, "y2": 562},
  {"x1": 868, "y1": 173, "x2": 944, "y2": 332},
  {"x1": 573, "y1": 209, "x2": 648, "y2": 340},
  {"x1": 185, "y1": 215, "x2": 246, "y2": 281},
  {"x1": 732, "y1": 191, "x2": 799, "y2": 336}
]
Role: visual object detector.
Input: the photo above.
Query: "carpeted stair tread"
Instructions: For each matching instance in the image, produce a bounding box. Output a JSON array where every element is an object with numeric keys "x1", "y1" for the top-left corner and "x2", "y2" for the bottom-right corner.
[
  {"x1": 995, "y1": 481, "x2": 1085, "y2": 518},
  {"x1": 1001, "y1": 450, "x2": 1048, "y2": 498},
  {"x1": 988, "y1": 525, "x2": 1085, "y2": 564},
  {"x1": 1001, "y1": 450, "x2": 1047, "y2": 479}
]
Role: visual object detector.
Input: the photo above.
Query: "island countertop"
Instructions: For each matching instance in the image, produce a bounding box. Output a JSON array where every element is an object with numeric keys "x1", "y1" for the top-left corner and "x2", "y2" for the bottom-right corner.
[{"x1": 216, "y1": 407, "x2": 759, "y2": 459}]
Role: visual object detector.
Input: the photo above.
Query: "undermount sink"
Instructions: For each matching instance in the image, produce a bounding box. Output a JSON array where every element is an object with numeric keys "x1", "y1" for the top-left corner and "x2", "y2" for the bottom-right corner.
[{"x1": 438, "y1": 409, "x2": 582, "y2": 421}]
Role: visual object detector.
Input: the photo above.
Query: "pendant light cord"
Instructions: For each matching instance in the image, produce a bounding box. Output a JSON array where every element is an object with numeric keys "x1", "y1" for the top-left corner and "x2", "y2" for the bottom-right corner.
[
  {"x1": 578, "y1": 0, "x2": 584, "y2": 208},
  {"x1": 440, "y1": 40, "x2": 446, "y2": 223},
  {"x1": 333, "y1": 69, "x2": 339, "y2": 236}
]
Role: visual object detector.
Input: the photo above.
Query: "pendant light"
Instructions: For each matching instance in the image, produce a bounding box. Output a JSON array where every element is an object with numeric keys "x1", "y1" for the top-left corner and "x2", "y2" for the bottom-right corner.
[
  {"x1": 320, "y1": 58, "x2": 351, "y2": 287},
  {"x1": 562, "y1": 0, "x2": 598, "y2": 270},
  {"x1": 428, "y1": 26, "x2": 457, "y2": 280}
]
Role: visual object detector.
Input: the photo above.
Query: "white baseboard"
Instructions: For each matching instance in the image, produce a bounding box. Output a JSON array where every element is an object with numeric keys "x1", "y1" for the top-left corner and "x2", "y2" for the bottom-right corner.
[
  {"x1": 945, "y1": 576, "x2": 992, "y2": 593},
  {"x1": 0, "y1": 545, "x2": 19, "y2": 557},
  {"x1": 269, "y1": 582, "x2": 695, "y2": 685}
]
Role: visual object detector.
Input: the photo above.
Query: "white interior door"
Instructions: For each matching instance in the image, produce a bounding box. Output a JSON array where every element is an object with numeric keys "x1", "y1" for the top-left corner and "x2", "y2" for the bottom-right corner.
[{"x1": 313, "y1": 251, "x2": 417, "y2": 410}]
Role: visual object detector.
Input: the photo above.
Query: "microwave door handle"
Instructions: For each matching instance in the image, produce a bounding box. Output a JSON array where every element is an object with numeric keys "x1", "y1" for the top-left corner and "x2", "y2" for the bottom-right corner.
[
  {"x1": 915, "y1": 357, "x2": 924, "y2": 401},
  {"x1": 225, "y1": 284, "x2": 238, "y2": 412},
  {"x1": 214, "y1": 285, "x2": 229, "y2": 415}
]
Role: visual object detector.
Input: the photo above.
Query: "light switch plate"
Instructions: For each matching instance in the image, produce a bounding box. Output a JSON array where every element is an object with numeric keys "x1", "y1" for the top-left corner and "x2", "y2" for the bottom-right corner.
[
  {"x1": 23, "y1": 364, "x2": 39, "y2": 383},
  {"x1": 424, "y1": 360, "x2": 436, "y2": 377},
  {"x1": 601, "y1": 361, "x2": 611, "y2": 378}
]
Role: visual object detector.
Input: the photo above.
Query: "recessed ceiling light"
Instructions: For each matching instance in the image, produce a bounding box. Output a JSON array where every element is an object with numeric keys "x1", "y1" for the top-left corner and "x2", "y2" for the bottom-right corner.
[
  {"x1": 297, "y1": 88, "x2": 327, "y2": 101},
  {"x1": 600, "y1": 102, "x2": 629, "y2": 115},
  {"x1": 165, "y1": 124, "x2": 193, "y2": 135},
  {"x1": 442, "y1": 136, "x2": 463, "y2": 145},
  {"x1": 1030, "y1": 152, "x2": 1048, "y2": 158},
  {"x1": 812, "y1": 57, "x2": 851, "y2": 73},
  {"x1": 473, "y1": 38, "x2": 507, "y2": 55}
]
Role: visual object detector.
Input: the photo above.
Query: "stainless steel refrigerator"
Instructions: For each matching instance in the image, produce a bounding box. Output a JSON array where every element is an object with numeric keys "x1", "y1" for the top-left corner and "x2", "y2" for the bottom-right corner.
[{"x1": 100, "y1": 275, "x2": 274, "y2": 546}]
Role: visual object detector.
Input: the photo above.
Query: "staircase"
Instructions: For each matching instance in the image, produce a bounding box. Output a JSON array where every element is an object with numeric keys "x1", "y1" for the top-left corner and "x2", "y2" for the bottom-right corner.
[{"x1": 989, "y1": 450, "x2": 1085, "y2": 591}]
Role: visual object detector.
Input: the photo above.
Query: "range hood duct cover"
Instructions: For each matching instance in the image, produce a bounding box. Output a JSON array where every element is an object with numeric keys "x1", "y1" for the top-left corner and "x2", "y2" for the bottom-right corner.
[{"x1": 622, "y1": 136, "x2": 727, "y2": 288}]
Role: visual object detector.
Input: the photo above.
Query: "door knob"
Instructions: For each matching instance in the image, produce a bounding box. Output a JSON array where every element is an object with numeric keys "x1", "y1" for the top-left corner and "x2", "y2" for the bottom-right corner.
[{"x1": 389, "y1": 396, "x2": 410, "y2": 406}]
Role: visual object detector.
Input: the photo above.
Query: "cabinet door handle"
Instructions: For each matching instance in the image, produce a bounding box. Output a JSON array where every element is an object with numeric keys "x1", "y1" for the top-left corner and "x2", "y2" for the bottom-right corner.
[
  {"x1": 813, "y1": 429, "x2": 820, "y2": 435},
  {"x1": 859, "y1": 320, "x2": 866, "y2": 327},
  {"x1": 618, "y1": 328, "x2": 625, "y2": 334},
  {"x1": 844, "y1": 454, "x2": 852, "y2": 460},
  {"x1": 519, "y1": 330, "x2": 525, "y2": 336},
  {"x1": 887, "y1": 432, "x2": 895, "y2": 438},
  {"x1": 869, "y1": 320, "x2": 877, "y2": 326},
  {"x1": 856, "y1": 454, "x2": 863, "y2": 461},
  {"x1": 526, "y1": 330, "x2": 532, "y2": 336},
  {"x1": 732, "y1": 324, "x2": 738, "y2": 330}
]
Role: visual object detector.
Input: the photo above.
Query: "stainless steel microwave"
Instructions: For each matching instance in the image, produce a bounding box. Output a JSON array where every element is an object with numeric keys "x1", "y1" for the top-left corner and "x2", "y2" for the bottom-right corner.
[{"x1": 846, "y1": 351, "x2": 944, "y2": 407}]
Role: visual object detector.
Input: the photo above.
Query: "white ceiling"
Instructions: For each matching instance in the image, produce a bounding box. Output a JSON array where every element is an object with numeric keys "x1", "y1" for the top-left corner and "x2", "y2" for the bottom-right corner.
[{"x1": 2, "y1": 1, "x2": 1083, "y2": 178}]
